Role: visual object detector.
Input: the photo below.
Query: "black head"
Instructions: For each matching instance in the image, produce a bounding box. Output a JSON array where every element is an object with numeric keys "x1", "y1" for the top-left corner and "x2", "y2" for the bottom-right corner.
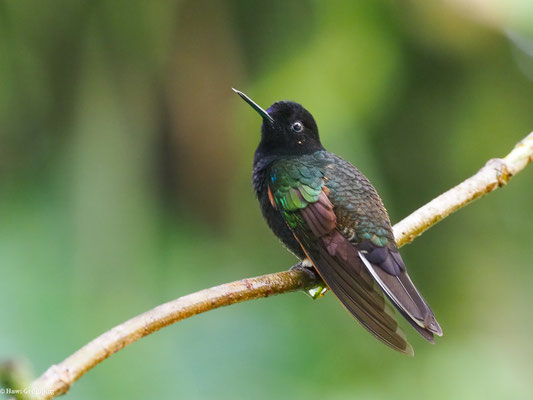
[{"x1": 233, "y1": 89, "x2": 323, "y2": 157}]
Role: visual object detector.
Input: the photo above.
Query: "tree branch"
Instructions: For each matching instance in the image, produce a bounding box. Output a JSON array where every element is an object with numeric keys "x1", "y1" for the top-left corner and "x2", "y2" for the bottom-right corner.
[
  {"x1": 28, "y1": 132, "x2": 533, "y2": 399},
  {"x1": 393, "y1": 132, "x2": 533, "y2": 246}
]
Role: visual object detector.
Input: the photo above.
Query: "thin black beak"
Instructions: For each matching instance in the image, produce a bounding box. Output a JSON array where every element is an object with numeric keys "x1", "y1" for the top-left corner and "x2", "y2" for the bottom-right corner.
[{"x1": 232, "y1": 88, "x2": 274, "y2": 123}]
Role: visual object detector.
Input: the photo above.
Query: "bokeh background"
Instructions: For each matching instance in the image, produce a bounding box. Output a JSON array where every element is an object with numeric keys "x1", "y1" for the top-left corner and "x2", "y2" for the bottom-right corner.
[{"x1": 1, "y1": 1, "x2": 533, "y2": 399}]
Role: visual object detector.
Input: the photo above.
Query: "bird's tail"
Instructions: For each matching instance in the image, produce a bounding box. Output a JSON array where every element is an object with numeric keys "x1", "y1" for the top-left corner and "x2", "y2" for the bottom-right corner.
[{"x1": 359, "y1": 250, "x2": 442, "y2": 342}]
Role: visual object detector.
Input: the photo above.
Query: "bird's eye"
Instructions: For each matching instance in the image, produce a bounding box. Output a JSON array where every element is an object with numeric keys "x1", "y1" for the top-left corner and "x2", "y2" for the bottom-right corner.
[{"x1": 291, "y1": 121, "x2": 303, "y2": 133}]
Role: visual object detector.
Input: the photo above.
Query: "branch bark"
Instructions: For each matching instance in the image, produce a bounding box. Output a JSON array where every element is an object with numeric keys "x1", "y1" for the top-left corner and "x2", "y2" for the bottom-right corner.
[
  {"x1": 393, "y1": 132, "x2": 533, "y2": 246},
  {"x1": 29, "y1": 132, "x2": 533, "y2": 400}
]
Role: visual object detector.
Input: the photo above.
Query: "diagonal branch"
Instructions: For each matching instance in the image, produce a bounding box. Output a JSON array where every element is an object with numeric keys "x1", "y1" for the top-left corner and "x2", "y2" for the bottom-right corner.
[
  {"x1": 393, "y1": 132, "x2": 533, "y2": 246},
  {"x1": 28, "y1": 132, "x2": 533, "y2": 400}
]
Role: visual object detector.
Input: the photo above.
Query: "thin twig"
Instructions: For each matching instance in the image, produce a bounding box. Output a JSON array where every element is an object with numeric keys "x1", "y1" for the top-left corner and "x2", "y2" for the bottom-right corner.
[
  {"x1": 28, "y1": 269, "x2": 319, "y2": 399},
  {"x1": 393, "y1": 132, "x2": 533, "y2": 246},
  {"x1": 28, "y1": 132, "x2": 533, "y2": 399}
]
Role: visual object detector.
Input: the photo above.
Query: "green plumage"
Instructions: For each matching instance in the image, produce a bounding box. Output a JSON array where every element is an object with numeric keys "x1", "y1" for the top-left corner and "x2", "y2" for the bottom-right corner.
[{"x1": 270, "y1": 151, "x2": 393, "y2": 249}]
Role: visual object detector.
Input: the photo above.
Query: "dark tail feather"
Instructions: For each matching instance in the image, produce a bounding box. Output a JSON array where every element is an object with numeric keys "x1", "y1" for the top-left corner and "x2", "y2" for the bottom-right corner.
[
  {"x1": 305, "y1": 245, "x2": 414, "y2": 355},
  {"x1": 359, "y1": 251, "x2": 442, "y2": 341}
]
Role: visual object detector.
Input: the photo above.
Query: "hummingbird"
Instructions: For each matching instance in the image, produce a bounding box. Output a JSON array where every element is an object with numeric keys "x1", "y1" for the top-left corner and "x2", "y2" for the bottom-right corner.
[{"x1": 233, "y1": 89, "x2": 442, "y2": 355}]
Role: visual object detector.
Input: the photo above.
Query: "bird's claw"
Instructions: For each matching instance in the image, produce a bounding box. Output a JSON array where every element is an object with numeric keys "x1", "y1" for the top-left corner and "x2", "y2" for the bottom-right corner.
[{"x1": 290, "y1": 262, "x2": 328, "y2": 300}]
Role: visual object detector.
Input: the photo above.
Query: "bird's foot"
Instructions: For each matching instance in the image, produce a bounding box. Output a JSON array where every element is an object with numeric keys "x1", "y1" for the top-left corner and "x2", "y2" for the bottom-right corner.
[
  {"x1": 305, "y1": 284, "x2": 329, "y2": 300},
  {"x1": 290, "y1": 260, "x2": 328, "y2": 300}
]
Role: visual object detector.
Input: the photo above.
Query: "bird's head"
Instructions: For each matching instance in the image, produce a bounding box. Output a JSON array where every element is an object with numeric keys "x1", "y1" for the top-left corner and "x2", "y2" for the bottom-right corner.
[{"x1": 233, "y1": 89, "x2": 323, "y2": 157}]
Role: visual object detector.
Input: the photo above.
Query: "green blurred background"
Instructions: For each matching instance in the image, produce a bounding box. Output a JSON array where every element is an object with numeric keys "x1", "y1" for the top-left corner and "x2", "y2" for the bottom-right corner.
[{"x1": 1, "y1": 0, "x2": 533, "y2": 399}]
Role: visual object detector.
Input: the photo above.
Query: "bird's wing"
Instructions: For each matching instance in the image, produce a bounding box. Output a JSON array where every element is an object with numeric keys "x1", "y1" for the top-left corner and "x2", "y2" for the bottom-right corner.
[
  {"x1": 321, "y1": 155, "x2": 442, "y2": 340},
  {"x1": 269, "y1": 160, "x2": 414, "y2": 354},
  {"x1": 269, "y1": 155, "x2": 442, "y2": 353}
]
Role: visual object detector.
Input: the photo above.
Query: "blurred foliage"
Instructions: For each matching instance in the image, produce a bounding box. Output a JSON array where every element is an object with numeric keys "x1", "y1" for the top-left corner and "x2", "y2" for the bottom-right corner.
[{"x1": 1, "y1": 1, "x2": 533, "y2": 399}]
